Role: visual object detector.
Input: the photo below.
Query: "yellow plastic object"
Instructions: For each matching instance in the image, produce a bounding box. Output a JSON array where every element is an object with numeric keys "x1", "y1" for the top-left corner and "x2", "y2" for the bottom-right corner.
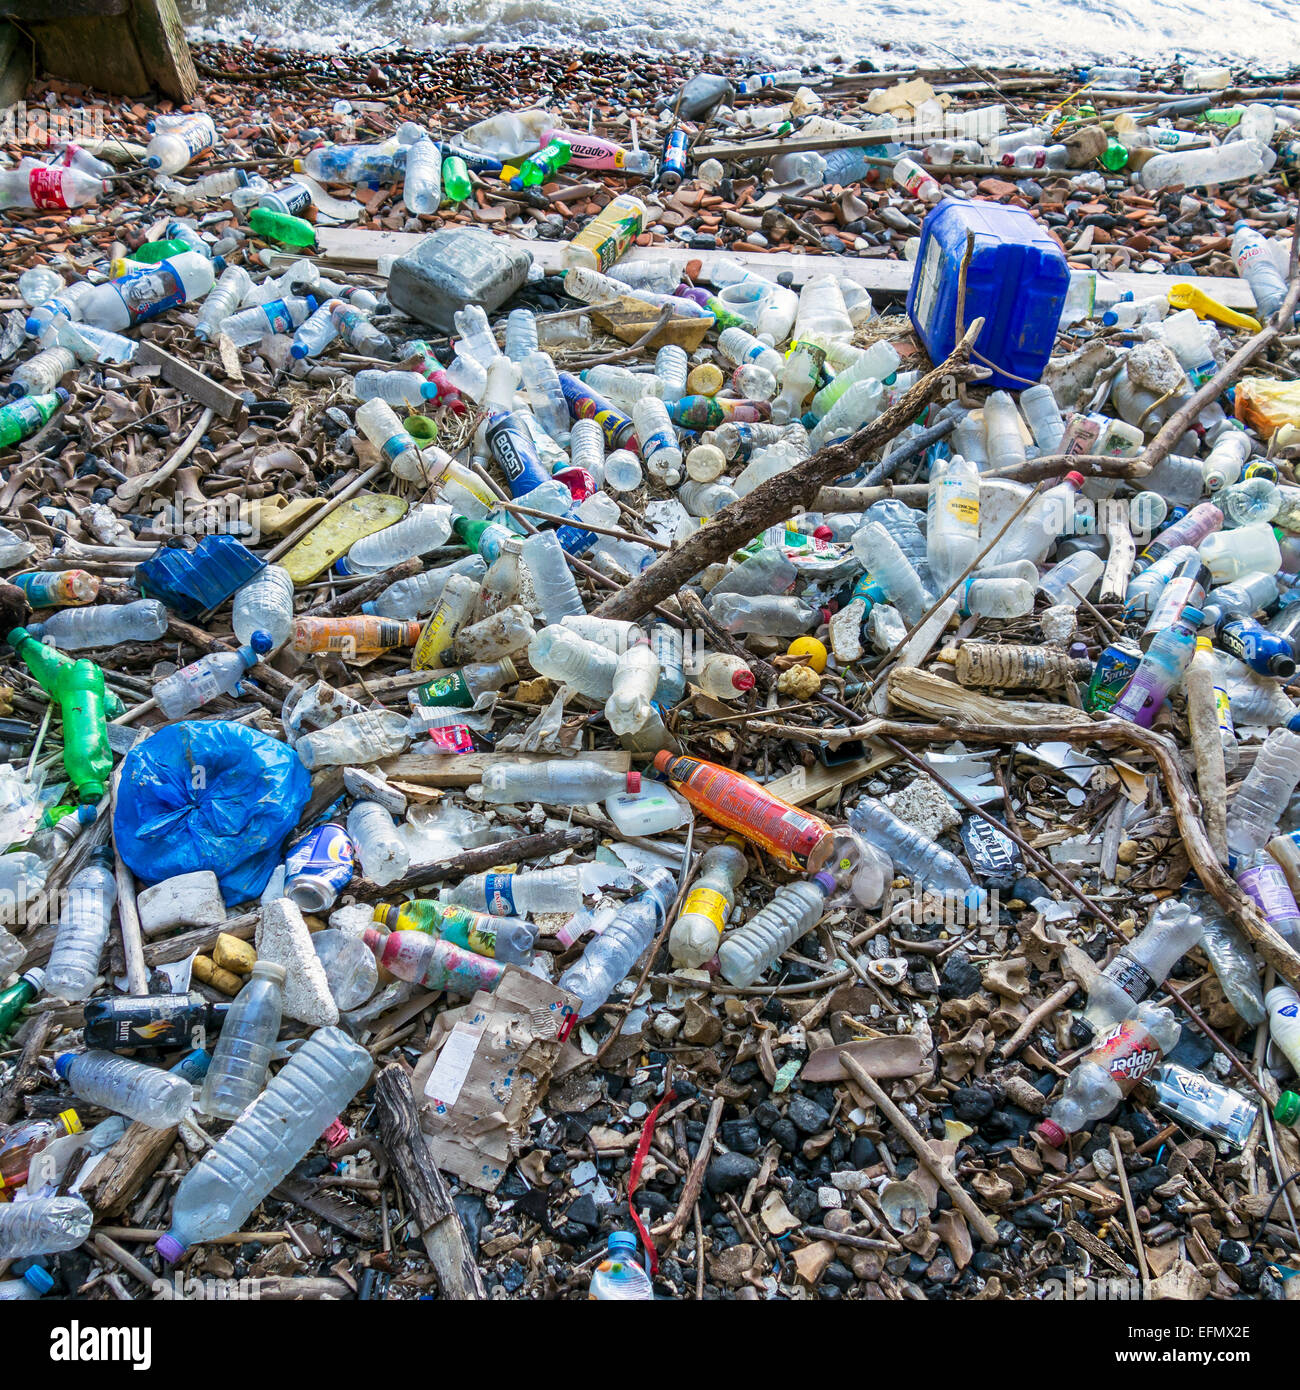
[
  {"x1": 1168, "y1": 283, "x2": 1261, "y2": 333},
  {"x1": 280, "y1": 494, "x2": 408, "y2": 583},
  {"x1": 787, "y1": 636, "x2": 828, "y2": 673},
  {"x1": 1235, "y1": 379, "x2": 1300, "y2": 436}
]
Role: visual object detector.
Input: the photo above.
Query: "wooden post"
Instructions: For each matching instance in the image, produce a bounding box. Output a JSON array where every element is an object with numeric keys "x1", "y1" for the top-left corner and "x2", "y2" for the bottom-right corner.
[
  {"x1": 0, "y1": 21, "x2": 33, "y2": 110},
  {"x1": 7, "y1": 0, "x2": 196, "y2": 101}
]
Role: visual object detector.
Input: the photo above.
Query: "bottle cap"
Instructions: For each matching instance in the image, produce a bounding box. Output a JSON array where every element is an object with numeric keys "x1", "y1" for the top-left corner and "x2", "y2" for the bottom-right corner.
[
  {"x1": 607, "y1": 1230, "x2": 639, "y2": 1254},
  {"x1": 1195, "y1": 635, "x2": 1213, "y2": 652},
  {"x1": 1036, "y1": 1119, "x2": 1067, "y2": 1148},
  {"x1": 1064, "y1": 471, "x2": 1085, "y2": 488},
  {"x1": 250, "y1": 960, "x2": 287, "y2": 984},
  {"x1": 53, "y1": 1053, "x2": 75, "y2": 1080},
  {"x1": 625, "y1": 770, "x2": 641, "y2": 793},
  {"x1": 322, "y1": 1116, "x2": 350, "y2": 1148},
  {"x1": 248, "y1": 629, "x2": 275, "y2": 656},
  {"x1": 732, "y1": 668, "x2": 756, "y2": 692},
  {"x1": 155, "y1": 1232, "x2": 186, "y2": 1265},
  {"x1": 20, "y1": 968, "x2": 44, "y2": 992},
  {"x1": 1275, "y1": 1091, "x2": 1300, "y2": 1127},
  {"x1": 812, "y1": 871, "x2": 837, "y2": 894},
  {"x1": 60, "y1": 1109, "x2": 83, "y2": 1135},
  {"x1": 22, "y1": 1265, "x2": 54, "y2": 1294},
  {"x1": 1182, "y1": 606, "x2": 1204, "y2": 627}
]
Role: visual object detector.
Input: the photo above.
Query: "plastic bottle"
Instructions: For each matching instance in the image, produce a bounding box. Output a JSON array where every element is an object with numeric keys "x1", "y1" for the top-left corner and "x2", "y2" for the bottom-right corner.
[
  {"x1": 605, "y1": 639, "x2": 661, "y2": 736},
  {"x1": 55, "y1": 1049, "x2": 193, "y2": 1127},
  {"x1": 693, "y1": 652, "x2": 756, "y2": 700},
  {"x1": 632, "y1": 396, "x2": 683, "y2": 486},
  {"x1": 402, "y1": 134, "x2": 442, "y2": 214},
  {"x1": 517, "y1": 351, "x2": 569, "y2": 445},
  {"x1": 1037, "y1": 1003, "x2": 1181, "y2": 1146},
  {"x1": 851, "y1": 521, "x2": 931, "y2": 625},
  {"x1": 294, "y1": 710, "x2": 411, "y2": 771},
  {"x1": 557, "y1": 867, "x2": 675, "y2": 1016},
  {"x1": 1230, "y1": 222, "x2": 1287, "y2": 320},
  {"x1": 11, "y1": 569, "x2": 98, "y2": 609},
  {"x1": 146, "y1": 113, "x2": 217, "y2": 173},
  {"x1": 1111, "y1": 607, "x2": 1200, "y2": 728},
  {"x1": 216, "y1": 294, "x2": 316, "y2": 348},
  {"x1": 654, "y1": 751, "x2": 833, "y2": 872},
  {"x1": 590, "y1": 1230, "x2": 653, "y2": 1299},
  {"x1": 232, "y1": 565, "x2": 295, "y2": 649},
  {"x1": 981, "y1": 391, "x2": 1028, "y2": 471},
  {"x1": 43, "y1": 850, "x2": 117, "y2": 1001},
  {"x1": 199, "y1": 961, "x2": 285, "y2": 1121},
  {"x1": 25, "y1": 281, "x2": 91, "y2": 339},
  {"x1": 1267, "y1": 985, "x2": 1300, "y2": 1078},
  {"x1": 520, "y1": 530, "x2": 584, "y2": 625},
  {"x1": 927, "y1": 454, "x2": 981, "y2": 589},
  {"x1": 152, "y1": 631, "x2": 272, "y2": 720},
  {"x1": 354, "y1": 397, "x2": 425, "y2": 482},
  {"x1": 193, "y1": 264, "x2": 252, "y2": 342},
  {"x1": 990, "y1": 471, "x2": 1085, "y2": 567},
  {"x1": 27, "y1": 601, "x2": 168, "y2": 651},
  {"x1": 290, "y1": 616, "x2": 421, "y2": 660},
  {"x1": 1079, "y1": 899, "x2": 1205, "y2": 1035},
  {"x1": 0, "y1": 161, "x2": 103, "y2": 209},
  {"x1": 847, "y1": 798, "x2": 983, "y2": 906},
  {"x1": 341, "y1": 505, "x2": 452, "y2": 576},
  {"x1": 440, "y1": 865, "x2": 584, "y2": 917},
  {"x1": 480, "y1": 759, "x2": 638, "y2": 806},
  {"x1": 80, "y1": 252, "x2": 215, "y2": 332},
  {"x1": 1149, "y1": 1063, "x2": 1259, "y2": 1148},
  {"x1": 156, "y1": 1027, "x2": 373, "y2": 1263},
  {"x1": 0, "y1": 1110, "x2": 82, "y2": 1188},
  {"x1": 346, "y1": 800, "x2": 410, "y2": 887},
  {"x1": 1235, "y1": 848, "x2": 1300, "y2": 947},
  {"x1": 0, "y1": 1196, "x2": 93, "y2": 1258},
  {"x1": 363, "y1": 927, "x2": 505, "y2": 995},
  {"x1": 1225, "y1": 726, "x2": 1300, "y2": 855},
  {"x1": 670, "y1": 841, "x2": 748, "y2": 968},
  {"x1": 1197, "y1": 907, "x2": 1267, "y2": 1025},
  {"x1": 9, "y1": 346, "x2": 75, "y2": 399},
  {"x1": 716, "y1": 874, "x2": 833, "y2": 987},
  {"x1": 526, "y1": 624, "x2": 616, "y2": 699},
  {"x1": 0, "y1": 1267, "x2": 56, "y2": 1300},
  {"x1": 365, "y1": 556, "x2": 488, "y2": 621},
  {"x1": 1138, "y1": 140, "x2": 1274, "y2": 191},
  {"x1": 1201, "y1": 431, "x2": 1253, "y2": 492},
  {"x1": 708, "y1": 593, "x2": 819, "y2": 637}
]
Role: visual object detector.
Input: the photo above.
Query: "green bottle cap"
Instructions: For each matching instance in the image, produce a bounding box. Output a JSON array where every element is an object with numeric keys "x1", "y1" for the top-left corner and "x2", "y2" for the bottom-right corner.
[{"x1": 1275, "y1": 1091, "x2": 1300, "y2": 1127}]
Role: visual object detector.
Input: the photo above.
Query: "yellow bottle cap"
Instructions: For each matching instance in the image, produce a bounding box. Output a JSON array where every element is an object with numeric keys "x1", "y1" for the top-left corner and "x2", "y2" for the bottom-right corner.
[
  {"x1": 1195, "y1": 636, "x2": 1213, "y2": 652},
  {"x1": 60, "y1": 1109, "x2": 83, "y2": 1135}
]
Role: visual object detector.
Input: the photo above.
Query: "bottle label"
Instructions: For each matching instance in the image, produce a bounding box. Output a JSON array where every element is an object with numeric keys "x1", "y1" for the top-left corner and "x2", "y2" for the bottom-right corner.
[
  {"x1": 640, "y1": 427, "x2": 675, "y2": 459},
  {"x1": 942, "y1": 489, "x2": 980, "y2": 525},
  {"x1": 260, "y1": 299, "x2": 296, "y2": 335},
  {"x1": 483, "y1": 873, "x2": 516, "y2": 917},
  {"x1": 1090, "y1": 1017, "x2": 1163, "y2": 1091},
  {"x1": 422, "y1": 724, "x2": 473, "y2": 755},
  {"x1": 1236, "y1": 863, "x2": 1297, "y2": 923},
  {"x1": 183, "y1": 664, "x2": 223, "y2": 708},
  {"x1": 1213, "y1": 684, "x2": 1234, "y2": 739},
  {"x1": 113, "y1": 263, "x2": 187, "y2": 325},
  {"x1": 1112, "y1": 668, "x2": 1166, "y2": 727},
  {"x1": 1099, "y1": 952, "x2": 1155, "y2": 1007},
  {"x1": 415, "y1": 671, "x2": 472, "y2": 708},
  {"x1": 681, "y1": 885, "x2": 729, "y2": 940},
  {"x1": 413, "y1": 598, "x2": 463, "y2": 670},
  {"x1": 28, "y1": 165, "x2": 72, "y2": 210}
]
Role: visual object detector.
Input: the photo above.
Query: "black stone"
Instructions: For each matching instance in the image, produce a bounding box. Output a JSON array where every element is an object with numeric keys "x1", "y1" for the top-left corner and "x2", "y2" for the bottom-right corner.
[
  {"x1": 720, "y1": 1119, "x2": 762, "y2": 1154},
  {"x1": 566, "y1": 1194, "x2": 599, "y2": 1229},
  {"x1": 939, "y1": 950, "x2": 982, "y2": 1000},
  {"x1": 787, "y1": 1095, "x2": 831, "y2": 1134},
  {"x1": 706, "y1": 1152, "x2": 760, "y2": 1195}
]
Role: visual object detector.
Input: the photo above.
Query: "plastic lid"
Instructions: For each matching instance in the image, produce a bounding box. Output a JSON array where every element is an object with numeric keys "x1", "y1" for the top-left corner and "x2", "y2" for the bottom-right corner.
[
  {"x1": 1276, "y1": 1092, "x2": 1300, "y2": 1127},
  {"x1": 732, "y1": 668, "x2": 756, "y2": 692},
  {"x1": 1101, "y1": 310, "x2": 1120, "y2": 326},
  {"x1": 146, "y1": 154, "x2": 162, "y2": 168},
  {"x1": 1064, "y1": 471, "x2": 1085, "y2": 488},
  {"x1": 21, "y1": 968, "x2": 44, "y2": 991},
  {"x1": 1273, "y1": 654, "x2": 1298, "y2": 678},
  {"x1": 607, "y1": 1230, "x2": 639, "y2": 1253},
  {"x1": 250, "y1": 960, "x2": 287, "y2": 983},
  {"x1": 813, "y1": 871, "x2": 837, "y2": 894},
  {"x1": 626, "y1": 770, "x2": 641, "y2": 794},
  {"x1": 1182, "y1": 606, "x2": 1204, "y2": 627},
  {"x1": 53, "y1": 1053, "x2": 75, "y2": 1080},
  {"x1": 248, "y1": 629, "x2": 275, "y2": 656},
  {"x1": 1195, "y1": 635, "x2": 1212, "y2": 652},
  {"x1": 60, "y1": 1109, "x2": 83, "y2": 1135},
  {"x1": 1036, "y1": 1118, "x2": 1067, "y2": 1147},
  {"x1": 362, "y1": 927, "x2": 382, "y2": 950},
  {"x1": 22, "y1": 1265, "x2": 54, "y2": 1294},
  {"x1": 155, "y1": 1232, "x2": 186, "y2": 1265}
]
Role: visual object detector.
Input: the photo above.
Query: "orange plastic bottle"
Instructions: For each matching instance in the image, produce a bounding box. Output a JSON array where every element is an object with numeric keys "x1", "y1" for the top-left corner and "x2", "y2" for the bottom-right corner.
[
  {"x1": 652, "y1": 750, "x2": 834, "y2": 872},
  {"x1": 289, "y1": 616, "x2": 421, "y2": 659}
]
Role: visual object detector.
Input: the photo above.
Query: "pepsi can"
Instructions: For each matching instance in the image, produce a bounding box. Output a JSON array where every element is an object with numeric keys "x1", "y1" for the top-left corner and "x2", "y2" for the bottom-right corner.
[{"x1": 284, "y1": 821, "x2": 355, "y2": 913}]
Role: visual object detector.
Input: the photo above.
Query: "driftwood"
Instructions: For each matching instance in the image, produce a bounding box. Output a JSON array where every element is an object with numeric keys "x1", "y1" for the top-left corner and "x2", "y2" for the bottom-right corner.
[
  {"x1": 373, "y1": 1063, "x2": 487, "y2": 1300},
  {"x1": 0, "y1": 1012, "x2": 53, "y2": 1124},
  {"x1": 81, "y1": 1121, "x2": 178, "y2": 1217},
  {"x1": 591, "y1": 318, "x2": 985, "y2": 622}
]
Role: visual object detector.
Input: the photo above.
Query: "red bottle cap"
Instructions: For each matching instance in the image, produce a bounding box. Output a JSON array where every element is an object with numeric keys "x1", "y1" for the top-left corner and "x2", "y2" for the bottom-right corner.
[
  {"x1": 732, "y1": 669, "x2": 756, "y2": 692},
  {"x1": 626, "y1": 770, "x2": 641, "y2": 793},
  {"x1": 813, "y1": 526, "x2": 833, "y2": 541},
  {"x1": 1036, "y1": 1119, "x2": 1067, "y2": 1148},
  {"x1": 1064, "y1": 471, "x2": 1085, "y2": 488}
]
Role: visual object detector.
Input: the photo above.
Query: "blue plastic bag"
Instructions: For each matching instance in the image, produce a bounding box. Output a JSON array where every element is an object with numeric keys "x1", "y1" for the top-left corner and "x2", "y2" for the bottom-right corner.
[{"x1": 114, "y1": 721, "x2": 311, "y2": 905}]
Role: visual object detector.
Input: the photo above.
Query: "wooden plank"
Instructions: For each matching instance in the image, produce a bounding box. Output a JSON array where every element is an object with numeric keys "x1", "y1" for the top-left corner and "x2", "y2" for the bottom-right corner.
[
  {"x1": 316, "y1": 226, "x2": 1258, "y2": 310},
  {"x1": 765, "y1": 745, "x2": 896, "y2": 807},
  {"x1": 3, "y1": 0, "x2": 128, "y2": 16},
  {"x1": 26, "y1": 13, "x2": 149, "y2": 95},
  {"x1": 0, "y1": 20, "x2": 32, "y2": 110},
  {"x1": 128, "y1": 0, "x2": 197, "y2": 102},
  {"x1": 379, "y1": 747, "x2": 631, "y2": 789},
  {"x1": 137, "y1": 340, "x2": 247, "y2": 421}
]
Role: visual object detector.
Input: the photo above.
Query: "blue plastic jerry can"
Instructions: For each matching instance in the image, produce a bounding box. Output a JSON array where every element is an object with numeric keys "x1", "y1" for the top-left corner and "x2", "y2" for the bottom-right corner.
[{"x1": 907, "y1": 200, "x2": 1069, "y2": 390}]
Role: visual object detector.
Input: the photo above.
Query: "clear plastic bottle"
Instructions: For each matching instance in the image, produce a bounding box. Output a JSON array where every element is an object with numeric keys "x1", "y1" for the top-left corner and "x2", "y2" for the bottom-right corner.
[
  {"x1": 441, "y1": 864, "x2": 585, "y2": 916},
  {"x1": 25, "y1": 280, "x2": 92, "y2": 339},
  {"x1": 1220, "y1": 474, "x2": 1281, "y2": 528},
  {"x1": 851, "y1": 521, "x2": 931, "y2": 625},
  {"x1": 294, "y1": 710, "x2": 411, "y2": 771},
  {"x1": 1038, "y1": 551, "x2": 1104, "y2": 608},
  {"x1": 217, "y1": 295, "x2": 316, "y2": 348},
  {"x1": 156, "y1": 1027, "x2": 373, "y2": 1263},
  {"x1": 55, "y1": 1050, "x2": 193, "y2": 1127},
  {"x1": 363, "y1": 927, "x2": 505, "y2": 994},
  {"x1": 696, "y1": 652, "x2": 756, "y2": 699},
  {"x1": 606, "y1": 639, "x2": 660, "y2": 735},
  {"x1": 199, "y1": 961, "x2": 285, "y2": 1120},
  {"x1": 1139, "y1": 140, "x2": 1275, "y2": 192},
  {"x1": 342, "y1": 505, "x2": 453, "y2": 576},
  {"x1": 403, "y1": 134, "x2": 442, "y2": 214},
  {"x1": 927, "y1": 454, "x2": 981, "y2": 589},
  {"x1": 794, "y1": 274, "x2": 854, "y2": 347},
  {"x1": 347, "y1": 800, "x2": 410, "y2": 887},
  {"x1": 355, "y1": 397, "x2": 425, "y2": 483},
  {"x1": 146, "y1": 113, "x2": 217, "y2": 174},
  {"x1": 989, "y1": 471, "x2": 1085, "y2": 567},
  {"x1": 670, "y1": 841, "x2": 748, "y2": 968},
  {"x1": 1231, "y1": 223, "x2": 1288, "y2": 321},
  {"x1": 569, "y1": 417, "x2": 606, "y2": 482},
  {"x1": 982, "y1": 391, "x2": 1028, "y2": 471},
  {"x1": 504, "y1": 308, "x2": 538, "y2": 363},
  {"x1": 1019, "y1": 383, "x2": 1065, "y2": 451},
  {"x1": 519, "y1": 352, "x2": 569, "y2": 444},
  {"x1": 590, "y1": 1230, "x2": 653, "y2": 1299},
  {"x1": 709, "y1": 593, "x2": 819, "y2": 636},
  {"x1": 1226, "y1": 727, "x2": 1300, "y2": 855},
  {"x1": 1197, "y1": 905, "x2": 1267, "y2": 1025},
  {"x1": 10, "y1": 347, "x2": 75, "y2": 398},
  {"x1": 44, "y1": 850, "x2": 117, "y2": 1001},
  {"x1": 353, "y1": 370, "x2": 438, "y2": 407},
  {"x1": 808, "y1": 377, "x2": 885, "y2": 450},
  {"x1": 194, "y1": 264, "x2": 252, "y2": 342},
  {"x1": 1201, "y1": 431, "x2": 1252, "y2": 492},
  {"x1": 0, "y1": 1267, "x2": 55, "y2": 1300},
  {"x1": 0, "y1": 1196, "x2": 92, "y2": 1258},
  {"x1": 717, "y1": 874, "x2": 834, "y2": 987},
  {"x1": 1267, "y1": 984, "x2": 1300, "y2": 1076},
  {"x1": 1148, "y1": 1063, "x2": 1259, "y2": 1148},
  {"x1": 960, "y1": 576, "x2": 1034, "y2": 618},
  {"x1": 153, "y1": 631, "x2": 272, "y2": 720},
  {"x1": 527, "y1": 624, "x2": 618, "y2": 699},
  {"x1": 633, "y1": 396, "x2": 683, "y2": 486},
  {"x1": 650, "y1": 623, "x2": 686, "y2": 706},
  {"x1": 288, "y1": 298, "x2": 341, "y2": 360},
  {"x1": 376, "y1": 899, "x2": 536, "y2": 967},
  {"x1": 364, "y1": 556, "x2": 487, "y2": 621},
  {"x1": 480, "y1": 759, "x2": 638, "y2": 806},
  {"x1": 708, "y1": 549, "x2": 797, "y2": 601},
  {"x1": 558, "y1": 867, "x2": 676, "y2": 1016},
  {"x1": 848, "y1": 799, "x2": 983, "y2": 907},
  {"x1": 521, "y1": 530, "x2": 585, "y2": 625},
  {"x1": 1036, "y1": 1003, "x2": 1181, "y2": 1146},
  {"x1": 232, "y1": 565, "x2": 295, "y2": 649},
  {"x1": 1235, "y1": 849, "x2": 1300, "y2": 948},
  {"x1": 1081, "y1": 899, "x2": 1205, "y2": 1034},
  {"x1": 28, "y1": 598, "x2": 167, "y2": 651},
  {"x1": 655, "y1": 344, "x2": 688, "y2": 403}
]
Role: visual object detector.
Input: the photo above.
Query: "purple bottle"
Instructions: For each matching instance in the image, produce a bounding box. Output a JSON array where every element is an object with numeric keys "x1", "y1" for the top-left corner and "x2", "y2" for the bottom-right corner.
[{"x1": 1112, "y1": 607, "x2": 1201, "y2": 728}]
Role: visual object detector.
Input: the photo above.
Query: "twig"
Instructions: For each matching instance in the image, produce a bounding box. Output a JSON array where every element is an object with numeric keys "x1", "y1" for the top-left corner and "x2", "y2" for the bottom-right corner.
[
  {"x1": 1110, "y1": 1131, "x2": 1150, "y2": 1299},
  {"x1": 669, "y1": 1095, "x2": 724, "y2": 1241}
]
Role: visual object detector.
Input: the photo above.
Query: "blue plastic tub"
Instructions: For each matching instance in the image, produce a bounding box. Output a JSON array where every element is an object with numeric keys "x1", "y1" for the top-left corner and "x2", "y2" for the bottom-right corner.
[{"x1": 907, "y1": 200, "x2": 1068, "y2": 390}]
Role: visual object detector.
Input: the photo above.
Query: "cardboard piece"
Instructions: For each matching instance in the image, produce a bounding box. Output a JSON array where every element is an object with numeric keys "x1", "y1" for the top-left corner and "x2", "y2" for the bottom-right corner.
[{"x1": 411, "y1": 967, "x2": 581, "y2": 1192}]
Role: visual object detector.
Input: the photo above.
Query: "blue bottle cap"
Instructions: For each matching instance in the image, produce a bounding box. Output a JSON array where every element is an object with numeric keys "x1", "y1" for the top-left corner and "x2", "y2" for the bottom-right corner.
[
  {"x1": 53, "y1": 1052, "x2": 76, "y2": 1080},
  {"x1": 1182, "y1": 606, "x2": 1205, "y2": 627},
  {"x1": 22, "y1": 1265, "x2": 54, "y2": 1294},
  {"x1": 607, "y1": 1230, "x2": 639, "y2": 1254}
]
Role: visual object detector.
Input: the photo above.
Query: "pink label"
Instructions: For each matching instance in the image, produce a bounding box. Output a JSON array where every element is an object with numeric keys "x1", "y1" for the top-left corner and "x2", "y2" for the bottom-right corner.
[{"x1": 28, "y1": 166, "x2": 69, "y2": 210}]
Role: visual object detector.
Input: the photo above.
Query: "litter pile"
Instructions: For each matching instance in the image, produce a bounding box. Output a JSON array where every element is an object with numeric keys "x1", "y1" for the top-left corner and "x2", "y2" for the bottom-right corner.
[{"x1": 0, "y1": 42, "x2": 1298, "y2": 1303}]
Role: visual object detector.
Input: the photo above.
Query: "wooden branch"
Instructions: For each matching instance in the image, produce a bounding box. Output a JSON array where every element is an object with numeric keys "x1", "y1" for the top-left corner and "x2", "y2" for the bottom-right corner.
[
  {"x1": 0, "y1": 1012, "x2": 53, "y2": 1124},
  {"x1": 1000, "y1": 980, "x2": 1078, "y2": 1059},
  {"x1": 302, "y1": 556, "x2": 424, "y2": 618},
  {"x1": 136, "y1": 341, "x2": 246, "y2": 421},
  {"x1": 669, "y1": 1094, "x2": 724, "y2": 1241},
  {"x1": 591, "y1": 319, "x2": 985, "y2": 622},
  {"x1": 838, "y1": 1051, "x2": 1001, "y2": 1245},
  {"x1": 347, "y1": 827, "x2": 596, "y2": 901},
  {"x1": 374, "y1": 1063, "x2": 487, "y2": 1300},
  {"x1": 677, "y1": 589, "x2": 778, "y2": 693},
  {"x1": 81, "y1": 1121, "x2": 178, "y2": 1216}
]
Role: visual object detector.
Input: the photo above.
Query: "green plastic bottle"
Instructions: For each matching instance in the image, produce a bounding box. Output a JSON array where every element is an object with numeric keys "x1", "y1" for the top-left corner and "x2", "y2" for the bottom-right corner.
[
  {"x1": 452, "y1": 516, "x2": 515, "y2": 562},
  {"x1": 248, "y1": 207, "x2": 317, "y2": 249},
  {"x1": 515, "y1": 138, "x2": 571, "y2": 189},
  {"x1": 8, "y1": 629, "x2": 113, "y2": 801},
  {"x1": 0, "y1": 970, "x2": 42, "y2": 1040},
  {"x1": 0, "y1": 390, "x2": 69, "y2": 449},
  {"x1": 127, "y1": 236, "x2": 191, "y2": 266},
  {"x1": 443, "y1": 154, "x2": 471, "y2": 203},
  {"x1": 1101, "y1": 139, "x2": 1129, "y2": 171}
]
